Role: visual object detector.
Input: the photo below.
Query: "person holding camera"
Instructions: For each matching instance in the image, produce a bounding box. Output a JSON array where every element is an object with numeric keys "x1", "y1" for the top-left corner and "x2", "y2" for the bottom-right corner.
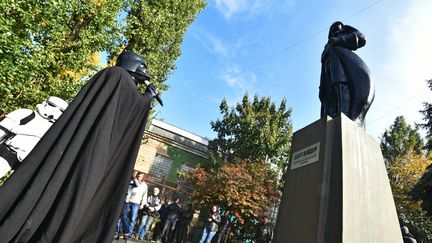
[
  {"x1": 199, "y1": 205, "x2": 221, "y2": 243},
  {"x1": 136, "y1": 187, "x2": 161, "y2": 240}
]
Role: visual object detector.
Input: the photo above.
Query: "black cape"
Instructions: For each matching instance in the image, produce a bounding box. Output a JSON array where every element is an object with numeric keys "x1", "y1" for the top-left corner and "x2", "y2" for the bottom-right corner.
[
  {"x1": 0, "y1": 67, "x2": 152, "y2": 243},
  {"x1": 333, "y1": 45, "x2": 373, "y2": 115},
  {"x1": 319, "y1": 26, "x2": 374, "y2": 125}
]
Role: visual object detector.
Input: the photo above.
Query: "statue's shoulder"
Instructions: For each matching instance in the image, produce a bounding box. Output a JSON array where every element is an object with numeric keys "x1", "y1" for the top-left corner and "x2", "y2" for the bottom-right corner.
[{"x1": 342, "y1": 25, "x2": 359, "y2": 33}]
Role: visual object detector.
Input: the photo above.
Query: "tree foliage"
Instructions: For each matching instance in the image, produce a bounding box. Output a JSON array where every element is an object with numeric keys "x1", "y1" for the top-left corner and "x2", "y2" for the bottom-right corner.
[
  {"x1": 420, "y1": 79, "x2": 432, "y2": 151},
  {"x1": 111, "y1": 0, "x2": 206, "y2": 92},
  {"x1": 209, "y1": 93, "x2": 293, "y2": 174},
  {"x1": 411, "y1": 163, "x2": 432, "y2": 218},
  {"x1": 387, "y1": 153, "x2": 432, "y2": 242},
  {"x1": 182, "y1": 160, "x2": 279, "y2": 241},
  {"x1": 380, "y1": 116, "x2": 424, "y2": 166},
  {"x1": 0, "y1": 0, "x2": 206, "y2": 117},
  {"x1": 409, "y1": 79, "x2": 432, "y2": 224},
  {"x1": 0, "y1": 0, "x2": 123, "y2": 116},
  {"x1": 183, "y1": 93, "x2": 292, "y2": 240}
]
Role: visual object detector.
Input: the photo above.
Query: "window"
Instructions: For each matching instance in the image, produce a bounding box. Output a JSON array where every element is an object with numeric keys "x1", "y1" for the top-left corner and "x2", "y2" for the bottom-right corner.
[{"x1": 149, "y1": 155, "x2": 173, "y2": 179}]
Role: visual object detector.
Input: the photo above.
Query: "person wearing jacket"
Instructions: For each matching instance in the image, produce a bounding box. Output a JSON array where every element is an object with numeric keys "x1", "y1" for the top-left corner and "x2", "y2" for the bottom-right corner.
[
  {"x1": 255, "y1": 215, "x2": 273, "y2": 243},
  {"x1": 136, "y1": 187, "x2": 161, "y2": 240},
  {"x1": 161, "y1": 197, "x2": 182, "y2": 243},
  {"x1": 120, "y1": 172, "x2": 148, "y2": 239},
  {"x1": 114, "y1": 171, "x2": 139, "y2": 239},
  {"x1": 176, "y1": 203, "x2": 194, "y2": 243},
  {"x1": 199, "y1": 205, "x2": 221, "y2": 243},
  {"x1": 216, "y1": 210, "x2": 232, "y2": 243},
  {"x1": 152, "y1": 197, "x2": 170, "y2": 241}
]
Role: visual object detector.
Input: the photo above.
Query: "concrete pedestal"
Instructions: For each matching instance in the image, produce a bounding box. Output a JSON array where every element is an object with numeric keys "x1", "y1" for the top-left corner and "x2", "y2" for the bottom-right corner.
[{"x1": 274, "y1": 115, "x2": 402, "y2": 243}]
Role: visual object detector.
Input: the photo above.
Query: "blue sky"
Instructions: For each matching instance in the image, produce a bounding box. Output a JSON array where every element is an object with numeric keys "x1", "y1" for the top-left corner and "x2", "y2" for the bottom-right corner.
[{"x1": 153, "y1": 0, "x2": 432, "y2": 141}]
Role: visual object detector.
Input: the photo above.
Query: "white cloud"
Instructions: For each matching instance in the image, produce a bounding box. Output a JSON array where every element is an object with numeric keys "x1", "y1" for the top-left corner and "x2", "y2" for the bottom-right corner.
[
  {"x1": 215, "y1": 0, "x2": 247, "y2": 19},
  {"x1": 212, "y1": 39, "x2": 229, "y2": 57},
  {"x1": 190, "y1": 27, "x2": 229, "y2": 57},
  {"x1": 222, "y1": 66, "x2": 246, "y2": 88},
  {"x1": 385, "y1": 1, "x2": 432, "y2": 90},
  {"x1": 219, "y1": 66, "x2": 258, "y2": 107},
  {"x1": 214, "y1": 0, "x2": 296, "y2": 19},
  {"x1": 367, "y1": 0, "x2": 432, "y2": 139}
]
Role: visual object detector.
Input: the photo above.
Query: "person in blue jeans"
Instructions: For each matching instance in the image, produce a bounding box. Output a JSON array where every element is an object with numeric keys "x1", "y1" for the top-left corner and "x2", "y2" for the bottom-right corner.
[
  {"x1": 117, "y1": 172, "x2": 148, "y2": 239},
  {"x1": 127, "y1": 172, "x2": 148, "y2": 237},
  {"x1": 113, "y1": 219, "x2": 122, "y2": 239},
  {"x1": 136, "y1": 187, "x2": 161, "y2": 240},
  {"x1": 114, "y1": 171, "x2": 138, "y2": 239},
  {"x1": 199, "y1": 205, "x2": 221, "y2": 243}
]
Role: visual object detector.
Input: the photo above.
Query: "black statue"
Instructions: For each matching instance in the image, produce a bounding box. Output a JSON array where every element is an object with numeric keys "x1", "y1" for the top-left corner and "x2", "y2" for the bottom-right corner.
[{"x1": 319, "y1": 21, "x2": 374, "y2": 128}]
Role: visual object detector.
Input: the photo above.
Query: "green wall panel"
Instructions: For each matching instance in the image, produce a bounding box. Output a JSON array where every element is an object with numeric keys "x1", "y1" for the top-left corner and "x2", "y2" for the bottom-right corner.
[{"x1": 166, "y1": 145, "x2": 208, "y2": 181}]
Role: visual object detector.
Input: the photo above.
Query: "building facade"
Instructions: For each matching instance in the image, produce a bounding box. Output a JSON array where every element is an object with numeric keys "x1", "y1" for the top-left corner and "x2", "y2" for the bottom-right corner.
[{"x1": 134, "y1": 119, "x2": 209, "y2": 194}]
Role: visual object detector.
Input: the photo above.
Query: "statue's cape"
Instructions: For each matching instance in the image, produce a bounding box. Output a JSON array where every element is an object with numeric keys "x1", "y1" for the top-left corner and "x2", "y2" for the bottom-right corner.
[
  {"x1": 0, "y1": 67, "x2": 152, "y2": 243},
  {"x1": 332, "y1": 46, "x2": 374, "y2": 112}
]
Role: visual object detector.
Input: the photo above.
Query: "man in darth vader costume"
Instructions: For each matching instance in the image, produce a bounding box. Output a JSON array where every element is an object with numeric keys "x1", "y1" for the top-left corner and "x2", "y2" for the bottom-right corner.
[
  {"x1": 0, "y1": 50, "x2": 162, "y2": 243},
  {"x1": 319, "y1": 21, "x2": 375, "y2": 128}
]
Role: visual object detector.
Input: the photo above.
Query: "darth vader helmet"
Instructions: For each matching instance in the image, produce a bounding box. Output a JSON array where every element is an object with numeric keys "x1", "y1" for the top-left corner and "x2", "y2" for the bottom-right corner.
[
  {"x1": 36, "y1": 96, "x2": 68, "y2": 122},
  {"x1": 116, "y1": 50, "x2": 151, "y2": 84}
]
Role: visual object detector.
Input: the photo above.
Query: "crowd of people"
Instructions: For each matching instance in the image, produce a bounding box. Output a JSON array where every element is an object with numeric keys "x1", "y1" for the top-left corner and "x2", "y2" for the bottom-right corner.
[
  {"x1": 113, "y1": 171, "x2": 195, "y2": 242},
  {"x1": 197, "y1": 205, "x2": 274, "y2": 243},
  {"x1": 114, "y1": 171, "x2": 274, "y2": 243}
]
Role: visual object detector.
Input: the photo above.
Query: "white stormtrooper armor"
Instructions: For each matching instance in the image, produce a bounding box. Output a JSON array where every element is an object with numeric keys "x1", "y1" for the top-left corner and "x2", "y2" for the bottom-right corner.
[{"x1": 0, "y1": 96, "x2": 68, "y2": 178}]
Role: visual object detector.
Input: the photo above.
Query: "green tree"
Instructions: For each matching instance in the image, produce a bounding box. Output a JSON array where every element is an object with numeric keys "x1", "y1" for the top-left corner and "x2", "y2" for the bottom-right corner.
[
  {"x1": 380, "y1": 116, "x2": 424, "y2": 166},
  {"x1": 411, "y1": 79, "x2": 432, "y2": 221},
  {"x1": 114, "y1": 0, "x2": 206, "y2": 93},
  {"x1": 182, "y1": 93, "x2": 292, "y2": 240},
  {"x1": 182, "y1": 160, "x2": 279, "y2": 241},
  {"x1": 388, "y1": 153, "x2": 432, "y2": 242},
  {"x1": 411, "y1": 163, "x2": 432, "y2": 218},
  {"x1": 420, "y1": 79, "x2": 432, "y2": 151},
  {"x1": 209, "y1": 93, "x2": 293, "y2": 175},
  {"x1": 0, "y1": 0, "x2": 206, "y2": 117},
  {"x1": 0, "y1": 0, "x2": 123, "y2": 116}
]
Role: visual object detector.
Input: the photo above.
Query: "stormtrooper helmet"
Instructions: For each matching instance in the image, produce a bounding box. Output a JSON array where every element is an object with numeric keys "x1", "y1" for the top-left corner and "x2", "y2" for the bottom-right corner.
[{"x1": 36, "y1": 96, "x2": 68, "y2": 122}]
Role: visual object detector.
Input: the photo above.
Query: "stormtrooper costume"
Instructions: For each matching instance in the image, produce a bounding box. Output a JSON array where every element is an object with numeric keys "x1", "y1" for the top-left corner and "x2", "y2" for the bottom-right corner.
[{"x1": 0, "y1": 97, "x2": 68, "y2": 178}]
